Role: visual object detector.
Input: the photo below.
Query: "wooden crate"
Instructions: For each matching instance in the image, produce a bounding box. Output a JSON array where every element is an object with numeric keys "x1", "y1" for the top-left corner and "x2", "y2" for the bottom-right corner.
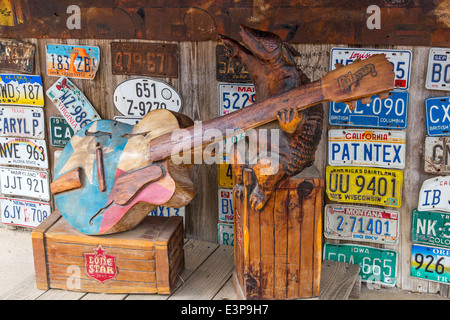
[
  {"x1": 32, "y1": 211, "x2": 184, "y2": 294},
  {"x1": 233, "y1": 165, "x2": 324, "y2": 300}
]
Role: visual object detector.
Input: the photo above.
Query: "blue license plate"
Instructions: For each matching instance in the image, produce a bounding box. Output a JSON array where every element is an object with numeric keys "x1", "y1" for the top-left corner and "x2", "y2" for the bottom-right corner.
[{"x1": 425, "y1": 96, "x2": 450, "y2": 136}]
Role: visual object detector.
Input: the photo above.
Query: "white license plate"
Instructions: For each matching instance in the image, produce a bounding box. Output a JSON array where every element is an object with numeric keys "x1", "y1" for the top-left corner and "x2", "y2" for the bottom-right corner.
[
  {"x1": 328, "y1": 129, "x2": 406, "y2": 169},
  {"x1": 0, "y1": 197, "x2": 51, "y2": 228},
  {"x1": 424, "y1": 136, "x2": 450, "y2": 174},
  {"x1": 0, "y1": 106, "x2": 44, "y2": 139},
  {"x1": 219, "y1": 188, "x2": 233, "y2": 222},
  {"x1": 426, "y1": 48, "x2": 450, "y2": 91},
  {"x1": 0, "y1": 167, "x2": 50, "y2": 201},
  {"x1": 218, "y1": 83, "x2": 255, "y2": 116},
  {"x1": 418, "y1": 176, "x2": 450, "y2": 213},
  {"x1": 324, "y1": 204, "x2": 399, "y2": 244},
  {"x1": 0, "y1": 74, "x2": 44, "y2": 106},
  {"x1": 0, "y1": 137, "x2": 48, "y2": 169},
  {"x1": 218, "y1": 223, "x2": 234, "y2": 246}
]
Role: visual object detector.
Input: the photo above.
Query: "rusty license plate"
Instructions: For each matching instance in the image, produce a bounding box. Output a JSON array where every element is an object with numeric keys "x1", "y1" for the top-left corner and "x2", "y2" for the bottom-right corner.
[
  {"x1": 0, "y1": 39, "x2": 35, "y2": 74},
  {"x1": 424, "y1": 136, "x2": 450, "y2": 174}
]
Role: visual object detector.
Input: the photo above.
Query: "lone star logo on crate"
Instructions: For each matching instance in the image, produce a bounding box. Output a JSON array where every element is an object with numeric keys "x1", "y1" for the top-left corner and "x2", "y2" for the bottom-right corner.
[{"x1": 84, "y1": 245, "x2": 118, "y2": 283}]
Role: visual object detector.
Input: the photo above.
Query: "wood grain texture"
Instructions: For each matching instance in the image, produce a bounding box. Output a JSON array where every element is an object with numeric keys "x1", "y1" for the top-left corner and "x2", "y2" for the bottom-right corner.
[{"x1": 319, "y1": 260, "x2": 361, "y2": 300}]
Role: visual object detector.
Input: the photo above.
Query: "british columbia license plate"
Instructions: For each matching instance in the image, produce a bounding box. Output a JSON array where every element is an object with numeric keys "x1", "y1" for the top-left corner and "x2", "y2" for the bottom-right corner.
[
  {"x1": 0, "y1": 106, "x2": 44, "y2": 139},
  {"x1": 425, "y1": 48, "x2": 450, "y2": 91},
  {"x1": 424, "y1": 136, "x2": 450, "y2": 174},
  {"x1": 46, "y1": 76, "x2": 100, "y2": 132},
  {"x1": 324, "y1": 204, "x2": 399, "y2": 244},
  {"x1": 219, "y1": 188, "x2": 234, "y2": 222},
  {"x1": 418, "y1": 176, "x2": 450, "y2": 213},
  {"x1": 425, "y1": 96, "x2": 450, "y2": 136},
  {"x1": 218, "y1": 154, "x2": 234, "y2": 188},
  {"x1": 326, "y1": 166, "x2": 403, "y2": 207},
  {"x1": 328, "y1": 129, "x2": 406, "y2": 169},
  {"x1": 328, "y1": 90, "x2": 409, "y2": 129},
  {"x1": 0, "y1": 74, "x2": 44, "y2": 106},
  {"x1": 0, "y1": 197, "x2": 50, "y2": 228},
  {"x1": 49, "y1": 117, "x2": 74, "y2": 148},
  {"x1": 411, "y1": 209, "x2": 450, "y2": 248},
  {"x1": 46, "y1": 44, "x2": 100, "y2": 80},
  {"x1": 218, "y1": 83, "x2": 255, "y2": 116},
  {"x1": 0, "y1": 137, "x2": 48, "y2": 169},
  {"x1": 323, "y1": 243, "x2": 397, "y2": 286},
  {"x1": 411, "y1": 244, "x2": 450, "y2": 284},
  {"x1": 0, "y1": 167, "x2": 50, "y2": 201},
  {"x1": 218, "y1": 223, "x2": 234, "y2": 246}
]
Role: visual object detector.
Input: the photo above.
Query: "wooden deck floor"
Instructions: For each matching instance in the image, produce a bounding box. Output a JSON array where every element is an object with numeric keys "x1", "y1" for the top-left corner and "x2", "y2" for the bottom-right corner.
[{"x1": 0, "y1": 239, "x2": 238, "y2": 300}]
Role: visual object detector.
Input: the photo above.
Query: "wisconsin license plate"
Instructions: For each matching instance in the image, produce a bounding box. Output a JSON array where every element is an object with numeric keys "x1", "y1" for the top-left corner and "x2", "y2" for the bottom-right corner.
[
  {"x1": 0, "y1": 137, "x2": 48, "y2": 169},
  {"x1": 425, "y1": 96, "x2": 450, "y2": 136},
  {"x1": 411, "y1": 244, "x2": 450, "y2": 284},
  {"x1": 218, "y1": 154, "x2": 234, "y2": 188},
  {"x1": 324, "y1": 204, "x2": 399, "y2": 244},
  {"x1": 329, "y1": 90, "x2": 409, "y2": 129},
  {"x1": 49, "y1": 117, "x2": 74, "y2": 148},
  {"x1": 0, "y1": 167, "x2": 50, "y2": 201},
  {"x1": 218, "y1": 223, "x2": 234, "y2": 246},
  {"x1": 0, "y1": 106, "x2": 44, "y2": 139},
  {"x1": 219, "y1": 188, "x2": 233, "y2": 222},
  {"x1": 218, "y1": 83, "x2": 255, "y2": 116},
  {"x1": 0, "y1": 74, "x2": 44, "y2": 106},
  {"x1": 323, "y1": 243, "x2": 398, "y2": 286},
  {"x1": 411, "y1": 209, "x2": 450, "y2": 248},
  {"x1": 46, "y1": 44, "x2": 100, "y2": 80},
  {"x1": 328, "y1": 129, "x2": 406, "y2": 169},
  {"x1": 425, "y1": 48, "x2": 450, "y2": 91},
  {"x1": 0, "y1": 197, "x2": 50, "y2": 228},
  {"x1": 418, "y1": 176, "x2": 450, "y2": 213},
  {"x1": 326, "y1": 166, "x2": 403, "y2": 207},
  {"x1": 424, "y1": 136, "x2": 450, "y2": 174}
]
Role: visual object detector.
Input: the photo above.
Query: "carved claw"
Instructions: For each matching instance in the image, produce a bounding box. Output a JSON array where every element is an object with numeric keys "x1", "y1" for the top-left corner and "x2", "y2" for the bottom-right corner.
[
  {"x1": 233, "y1": 184, "x2": 244, "y2": 199},
  {"x1": 249, "y1": 192, "x2": 265, "y2": 211},
  {"x1": 277, "y1": 108, "x2": 304, "y2": 134}
]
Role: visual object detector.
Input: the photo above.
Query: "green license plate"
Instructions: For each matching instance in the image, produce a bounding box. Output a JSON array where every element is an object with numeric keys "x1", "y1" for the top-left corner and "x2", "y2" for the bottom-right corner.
[
  {"x1": 411, "y1": 244, "x2": 450, "y2": 284},
  {"x1": 49, "y1": 116, "x2": 74, "y2": 147},
  {"x1": 411, "y1": 209, "x2": 450, "y2": 248},
  {"x1": 323, "y1": 243, "x2": 398, "y2": 286}
]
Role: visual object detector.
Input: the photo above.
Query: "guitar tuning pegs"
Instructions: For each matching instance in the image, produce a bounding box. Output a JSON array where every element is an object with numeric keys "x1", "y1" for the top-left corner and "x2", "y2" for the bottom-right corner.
[
  {"x1": 378, "y1": 91, "x2": 390, "y2": 100},
  {"x1": 334, "y1": 62, "x2": 344, "y2": 69}
]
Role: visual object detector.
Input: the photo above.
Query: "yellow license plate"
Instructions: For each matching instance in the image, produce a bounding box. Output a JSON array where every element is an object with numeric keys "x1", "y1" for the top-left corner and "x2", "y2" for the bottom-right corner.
[
  {"x1": 326, "y1": 166, "x2": 403, "y2": 207},
  {"x1": 218, "y1": 154, "x2": 234, "y2": 188}
]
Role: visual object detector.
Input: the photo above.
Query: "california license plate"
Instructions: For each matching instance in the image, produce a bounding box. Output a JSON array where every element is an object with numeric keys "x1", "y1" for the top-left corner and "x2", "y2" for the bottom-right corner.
[
  {"x1": 328, "y1": 90, "x2": 409, "y2": 129},
  {"x1": 219, "y1": 188, "x2": 233, "y2": 222},
  {"x1": 218, "y1": 83, "x2": 255, "y2": 116},
  {"x1": 0, "y1": 167, "x2": 50, "y2": 201},
  {"x1": 424, "y1": 136, "x2": 450, "y2": 174},
  {"x1": 411, "y1": 244, "x2": 450, "y2": 284},
  {"x1": 49, "y1": 117, "x2": 74, "y2": 148},
  {"x1": 0, "y1": 137, "x2": 48, "y2": 169},
  {"x1": 425, "y1": 96, "x2": 450, "y2": 136},
  {"x1": 218, "y1": 223, "x2": 234, "y2": 246},
  {"x1": 46, "y1": 44, "x2": 100, "y2": 80},
  {"x1": 0, "y1": 74, "x2": 44, "y2": 106},
  {"x1": 418, "y1": 176, "x2": 450, "y2": 213},
  {"x1": 324, "y1": 204, "x2": 399, "y2": 244},
  {"x1": 326, "y1": 166, "x2": 403, "y2": 207},
  {"x1": 411, "y1": 209, "x2": 450, "y2": 248},
  {"x1": 0, "y1": 197, "x2": 50, "y2": 228},
  {"x1": 425, "y1": 48, "x2": 450, "y2": 91},
  {"x1": 323, "y1": 243, "x2": 397, "y2": 286},
  {"x1": 328, "y1": 129, "x2": 406, "y2": 169},
  {"x1": 218, "y1": 154, "x2": 233, "y2": 188},
  {"x1": 0, "y1": 106, "x2": 44, "y2": 139}
]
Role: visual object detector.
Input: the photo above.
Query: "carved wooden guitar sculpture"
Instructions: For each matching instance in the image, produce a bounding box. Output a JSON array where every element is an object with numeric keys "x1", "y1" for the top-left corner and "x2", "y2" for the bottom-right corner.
[{"x1": 52, "y1": 53, "x2": 395, "y2": 235}]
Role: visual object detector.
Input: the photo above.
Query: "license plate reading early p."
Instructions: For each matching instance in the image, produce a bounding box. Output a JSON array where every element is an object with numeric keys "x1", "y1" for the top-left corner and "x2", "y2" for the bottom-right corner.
[
  {"x1": 424, "y1": 136, "x2": 450, "y2": 174},
  {"x1": 218, "y1": 83, "x2": 255, "y2": 116},
  {"x1": 326, "y1": 166, "x2": 403, "y2": 207},
  {"x1": 425, "y1": 48, "x2": 450, "y2": 91},
  {"x1": 425, "y1": 96, "x2": 450, "y2": 136},
  {"x1": 0, "y1": 106, "x2": 44, "y2": 139},
  {"x1": 411, "y1": 244, "x2": 450, "y2": 284},
  {"x1": 418, "y1": 176, "x2": 450, "y2": 213},
  {"x1": 324, "y1": 243, "x2": 398, "y2": 286},
  {"x1": 411, "y1": 209, "x2": 450, "y2": 248},
  {"x1": 0, "y1": 74, "x2": 44, "y2": 106},
  {"x1": 0, "y1": 137, "x2": 48, "y2": 169},
  {"x1": 0, "y1": 197, "x2": 50, "y2": 228},
  {"x1": 0, "y1": 167, "x2": 50, "y2": 201},
  {"x1": 324, "y1": 204, "x2": 399, "y2": 244}
]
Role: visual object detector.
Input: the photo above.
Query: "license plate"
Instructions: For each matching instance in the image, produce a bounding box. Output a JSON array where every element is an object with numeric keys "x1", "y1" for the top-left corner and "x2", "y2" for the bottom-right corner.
[
  {"x1": 0, "y1": 106, "x2": 44, "y2": 139},
  {"x1": 49, "y1": 117, "x2": 74, "y2": 148},
  {"x1": 328, "y1": 129, "x2": 406, "y2": 169},
  {"x1": 323, "y1": 243, "x2": 397, "y2": 286},
  {"x1": 418, "y1": 176, "x2": 450, "y2": 213},
  {"x1": 219, "y1": 188, "x2": 233, "y2": 222},
  {"x1": 46, "y1": 76, "x2": 101, "y2": 132},
  {"x1": 46, "y1": 44, "x2": 100, "y2": 80},
  {"x1": 411, "y1": 244, "x2": 450, "y2": 284},
  {"x1": 411, "y1": 209, "x2": 450, "y2": 248},
  {"x1": 218, "y1": 154, "x2": 233, "y2": 188},
  {"x1": 324, "y1": 204, "x2": 399, "y2": 244},
  {"x1": 218, "y1": 223, "x2": 234, "y2": 246},
  {"x1": 216, "y1": 45, "x2": 251, "y2": 83},
  {"x1": 0, "y1": 137, "x2": 48, "y2": 169},
  {"x1": 0, "y1": 167, "x2": 50, "y2": 201},
  {"x1": 113, "y1": 77, "x2": 182, "y2": 117},
  {"x1": 425, "y1": 96, "x2": 450, "y2": 136},
  {"x1": 328, "y1": 90, "x2": 409, "y2": 129},
  {"x1": 330, "y1": 48, "x2": 412, "y2": 89},
  {"x1": 0, "y1": 39, "x2": 35, "y2": 74},
  {"x1": 218, "y1": 83, "x2": 255, "y2": 116},
  {"x1": 0, "y1": 197, "x2": 50, "y2": 228},
  {"x1": 148, "y1": 205, "x2": 185, "y2": 219},
  {"x1": 0, "y1": 74, "x2": 44, "y2": 106},
  {"x1": 425, "y1": 48, "x2": 450, "y2": 91},
  {"x1": 424, "y1": 136, "x2": 450, "y2": 174},
  {"x1": 326, "y1": 166, "x2": 403, "y2": 207}
]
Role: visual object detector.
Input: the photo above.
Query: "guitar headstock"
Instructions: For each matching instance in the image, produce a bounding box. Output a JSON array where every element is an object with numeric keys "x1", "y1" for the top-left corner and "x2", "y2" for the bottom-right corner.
[{"x1": 322, "y1": 54, "x2": 395, "y2": 109}]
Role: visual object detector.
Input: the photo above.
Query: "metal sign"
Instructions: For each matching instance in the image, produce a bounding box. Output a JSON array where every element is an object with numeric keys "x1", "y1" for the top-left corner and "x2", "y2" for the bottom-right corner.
[
  {"x1": 84, "y1": 245, "x2": 118, "y2": 284},
  {"x1": 0, "y1": 39, "x2": 35, "y2": 74},
  {"x1": 49, "y1": 117, "x2": 74, "y2": 148},
  {"x1": 0, "y1": 106, "x2": 44, "y2": 139},
  {"x1": 0, "y1": 137, "x2": 48, "y2": 169},
  {"x1": 218, "y1": 154, "x2": 233, "y2": 188},
  {"x1": 216, "y1": 45, "x2": 251, "y2": 83},
  {"x1": 425, "y1": 96, "x2": 450, "y2": 136},
  {"x1": 0, "y1": 197, "x2": 50, "y2": 228},
  {"x1": 46, "y1": 76, "x2": 101, "y2": 132},
  {"x1": 324, "y1": 204, "x2": 399, "y2": 245},
  {"x1": 411, "y1": 244, "x2": 450, "y2": 284},
  {"x1": 418, "y1": 176, "x2": 450, "y2": 213},
  {"x1": 46, "y1": 44, "x2": 100, "y2": 80},
  {"x1": 219, "y1": 188, "x2": 233, "y2": 222},
  {"x1": 328, "y1": 129, "x2": 406, "y2": 169},
  {"x1": 330, "y1": 48, "x2": 412, "y2": 89},
  {"x1": 326, "y1": 166, "x2": 403, "y2": 208},
  {"x1": 0, "y1": 74, "x2": 44, "y2": 106},
  {"x1": 411, "y1": 209, "x2": 450, "y2": 248},
  {"x1": 218, "y1": 223, "x2": 234, "y2": 246},
  {"x1": 323, "y1": 243, "x2": 397, "y2": 286},
  {"x1": 425, "y1": 48, "x2": 450, "y2": 91},
  {"x1": 218, "y1": 83, "x2": 255, "y2": 116},
  {"x1": 113, "y1": 77, "x2": 182, "y2": 117},
  {"x1": 424, "y1": 136, "x2": 450, "y2": 175},
  {"x1": 328, "y1": 90, "x2": 409, "y2": 129},
  {"x1": 0, "y1": 167, "x2": 50, "y2": 201}
]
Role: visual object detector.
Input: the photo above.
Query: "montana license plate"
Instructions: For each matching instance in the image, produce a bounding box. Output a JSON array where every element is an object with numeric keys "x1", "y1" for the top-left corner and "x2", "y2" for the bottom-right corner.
[
  {"x1": 425, "y1": 96, "x2": 450, "y2": 136},
  {"x1": 0, "y1": 137, "x2": 48, "y2": 169},
  {"x1": 328, "y1": 129, "x2": 406, "y2": 169},
  {"x1": 0, "y1": 106, "x2": 44, "y2": 139},
  {"x1": 218, "y1": 83, "x2": 255, "y2": 116},
  {"x1": 424, "y1": 136, "x2": 450, "y2": 174},
  {"x1": 0, "y1": 197, "x2": 50, "y2": 228},
  {"x1": 411, "y1": 244, "x2": 450, "y2": 284},
  {"x1": 323, "y1": 243, "x2": 397, "y2": 286},
  {"x1": 324, "y1": 204, "x2": 399, "y2": 244},
  {"x1": 425, "y1": 48, "x2": 450, "y2": 91},
  {"x1": 0, "y1": 74, "x2": 44, "y2": 106},
  {"x1": 418, "y1": 176, "x2": 450, "y2": 213},
  {"x1": 326, "y1": 166, "x2": 403, "y2": 207},
  {"x1": 411, "y1": 209, "x2": 450, "y2": 248},
  {"x1": 0, "y1": 167, "x2": 50, "y2": 201}
]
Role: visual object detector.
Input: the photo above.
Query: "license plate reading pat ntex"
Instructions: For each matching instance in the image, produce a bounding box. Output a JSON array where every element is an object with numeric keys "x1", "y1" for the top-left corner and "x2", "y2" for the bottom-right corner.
[{"x1": 411, "y1": 244, "x2": 450, "y2": 284}]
